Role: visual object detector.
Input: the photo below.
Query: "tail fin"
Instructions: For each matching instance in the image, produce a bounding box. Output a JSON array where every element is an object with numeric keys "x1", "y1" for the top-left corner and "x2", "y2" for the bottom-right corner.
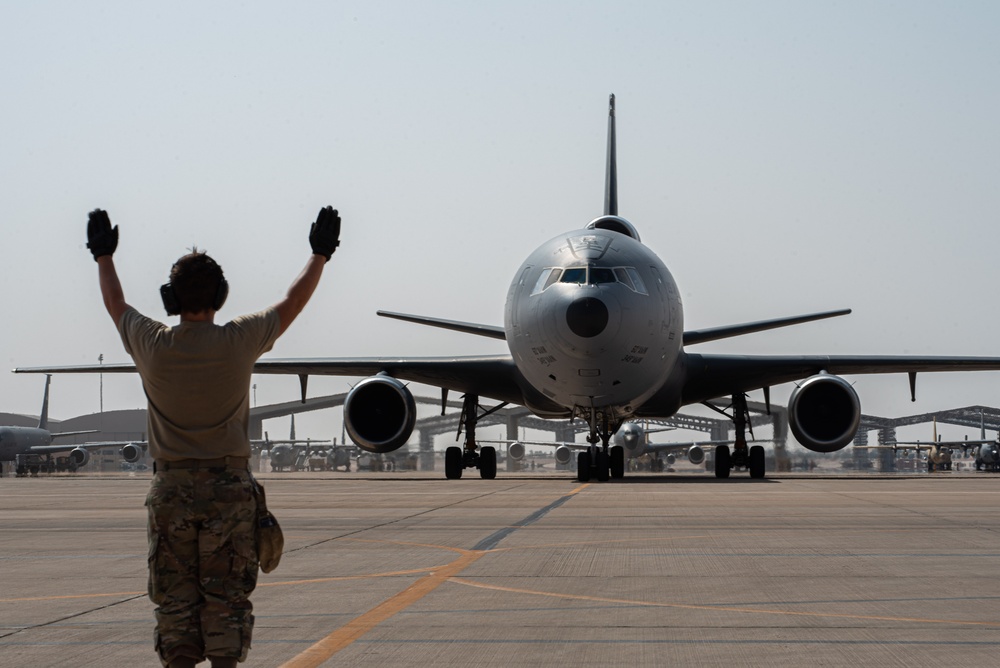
[
  {"x1": 38, "y1": 374, "x2": 52, "y2": 430},
  {"x1": 604, "y1": 94, "x2": 617, "y2": 216}
]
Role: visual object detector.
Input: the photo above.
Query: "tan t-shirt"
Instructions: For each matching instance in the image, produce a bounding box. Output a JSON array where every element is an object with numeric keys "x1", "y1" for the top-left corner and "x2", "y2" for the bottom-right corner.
[{"x1": 118, "y1": 306, "x2": 281, "y2": 461}]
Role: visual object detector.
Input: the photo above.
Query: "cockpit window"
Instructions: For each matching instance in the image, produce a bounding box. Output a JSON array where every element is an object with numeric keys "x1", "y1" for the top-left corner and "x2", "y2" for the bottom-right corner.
[
  {"x1": 625, "y1": 267, "x2": 647, "y2": 295},
  {"x1": 614, "y1": 267, "x2": 634, "y2": 291},
  {"x1": 531, "y1": 265, "x2": 649, "y2": 295},
  {"x1": 560, "y1": 267, "x2": 587, "y2": 284},
  {"x1": 531, "y1": 268, "x2": 563, "y2": 295},
  {"x1": 590, "y1": 267, "x2": 616, "y2": 284}
]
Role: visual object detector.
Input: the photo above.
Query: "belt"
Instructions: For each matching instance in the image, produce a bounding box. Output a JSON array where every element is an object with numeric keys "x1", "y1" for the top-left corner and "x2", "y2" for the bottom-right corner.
[{"x1": 154, "y1": 457, "x2": 249, "y2": 472}]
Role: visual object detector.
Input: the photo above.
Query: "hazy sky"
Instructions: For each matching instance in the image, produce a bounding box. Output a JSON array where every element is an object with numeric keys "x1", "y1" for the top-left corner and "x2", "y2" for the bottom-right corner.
[{"x1": 3, "y1": 2, "x2": 999, "y2": 446}]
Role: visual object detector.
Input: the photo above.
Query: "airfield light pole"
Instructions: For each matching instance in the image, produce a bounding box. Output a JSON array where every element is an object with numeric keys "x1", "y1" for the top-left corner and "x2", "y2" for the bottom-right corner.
[{"x1": 98, "y1": 354, "x2": 103, "y2": 416}]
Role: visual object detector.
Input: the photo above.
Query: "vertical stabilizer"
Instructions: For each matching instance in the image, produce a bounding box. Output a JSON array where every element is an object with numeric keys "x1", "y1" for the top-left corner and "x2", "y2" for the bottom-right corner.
[
  {"x1": 604, "y1": 94, "x2": 618, "y2": 216},
  {"x1": 38, "y1": 374, "x2": 52, "y2": 430}
]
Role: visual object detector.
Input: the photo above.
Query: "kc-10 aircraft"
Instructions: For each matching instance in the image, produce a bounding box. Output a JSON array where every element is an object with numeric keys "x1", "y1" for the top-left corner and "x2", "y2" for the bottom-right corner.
[
  {"x1": 16, "y1": 95, "x2": 1000, "y2": 482},
  {"x1": 0, "y1": 375, "x2": 145, "y2": 475}
]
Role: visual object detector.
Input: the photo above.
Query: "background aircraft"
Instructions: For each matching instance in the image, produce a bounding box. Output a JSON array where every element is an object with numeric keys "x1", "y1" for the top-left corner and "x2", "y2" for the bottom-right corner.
[
  {"x1": 857, "y1": 416, "x2": 1000, "y2": 472},
  {"x1": 0, "y1": 375, "x2": 144, "y2": 475},
  {"x1": 17, "y1": 96, "x2": 1000, "y2": 483}
]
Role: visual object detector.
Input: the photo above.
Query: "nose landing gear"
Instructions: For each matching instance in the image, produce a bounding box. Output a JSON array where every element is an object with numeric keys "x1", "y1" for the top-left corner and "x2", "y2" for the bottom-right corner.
[{"x1": 576, "y1": 409, "x2": 624, "y2": 482}]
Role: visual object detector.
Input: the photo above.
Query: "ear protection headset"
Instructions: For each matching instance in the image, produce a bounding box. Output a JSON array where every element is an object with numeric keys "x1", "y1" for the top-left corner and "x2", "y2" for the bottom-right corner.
[{"x1": 160, "y1": 270, "x2": 229, "y2": 316}]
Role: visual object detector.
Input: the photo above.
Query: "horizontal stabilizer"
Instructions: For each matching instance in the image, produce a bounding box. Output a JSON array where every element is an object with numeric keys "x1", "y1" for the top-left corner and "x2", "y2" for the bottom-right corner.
[
  {"x1": 683, "y1": 309, "x2": 851, "y2": 346},
  {"x1": 377, "y1": 310, "x2": 507, "y2": 341}
]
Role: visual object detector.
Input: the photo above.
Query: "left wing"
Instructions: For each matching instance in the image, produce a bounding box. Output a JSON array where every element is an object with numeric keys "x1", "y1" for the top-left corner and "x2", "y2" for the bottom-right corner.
[{"x1": 672, "y1": 353, "x2": 1000, "y2": 409}]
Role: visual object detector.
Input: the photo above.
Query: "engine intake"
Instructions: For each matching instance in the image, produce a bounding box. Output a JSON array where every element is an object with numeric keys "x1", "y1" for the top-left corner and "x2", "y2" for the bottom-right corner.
[
  {"x1": 121, "y1": 443, "x2": 143, "y2": 463},
  {"x1": 68, "y1": 447, "x2": 90, "y2": 467},
  {"x1": 787, "y1": 374, "x2": 861, "y2": 453},
  {"x1": 508, "y1": 442, "x2": 526, "y2": 461},
  {"x1": 554, "y1": 445, "x2": 572, "y2": 466},
  {"x1": 344, "y1": 375, "x2": 416, "y2": 454}
]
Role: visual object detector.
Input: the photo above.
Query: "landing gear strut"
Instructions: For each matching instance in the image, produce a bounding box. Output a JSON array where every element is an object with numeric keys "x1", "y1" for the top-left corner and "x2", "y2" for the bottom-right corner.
[
  {"x1": 707, "y1": 393, "x2": 766, "y2": 479},
  {"x1": 444, "y1": 394, "x2": 505, "y2": 480}
]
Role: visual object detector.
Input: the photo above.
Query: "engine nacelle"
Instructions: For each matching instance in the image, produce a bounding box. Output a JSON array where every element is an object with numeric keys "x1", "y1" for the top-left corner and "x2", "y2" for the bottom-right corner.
[
  {"x1": 68, "y1": 447, "x2": 90, "y2": 467},
  {"x1": 121, "y1": 443, "x2": 143, "y2": 463},
  {"x1": 687, "y1": 445, "x2": 705, "y2": 466},
  {"x1": 787, "y1": 373, "x2": 861, "y2": 453},
  {"x1": 554, "y1": 445, "x2": 572, "y2": 465},
  {"x1": 508, "y1": 442, "x2": 526, "y2": 461},
  {"x1": 344, "y1": 375, "x2": 416, "y2": 454}
]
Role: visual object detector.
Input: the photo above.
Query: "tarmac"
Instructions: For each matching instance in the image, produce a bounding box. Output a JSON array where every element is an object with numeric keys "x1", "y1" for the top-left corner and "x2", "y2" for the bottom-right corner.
[{"x1": 2, "y1": 470, "x2": 999, "y2": 667}]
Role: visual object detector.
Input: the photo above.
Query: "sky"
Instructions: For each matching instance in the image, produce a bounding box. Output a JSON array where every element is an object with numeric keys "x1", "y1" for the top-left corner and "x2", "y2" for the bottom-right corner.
[{"x1": 3, "y1": 1, "x2": 1000, "y2": 447}]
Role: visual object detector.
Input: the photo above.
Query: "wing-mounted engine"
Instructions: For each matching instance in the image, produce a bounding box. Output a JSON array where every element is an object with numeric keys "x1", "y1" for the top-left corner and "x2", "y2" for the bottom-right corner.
[
  {"x1": 554, "y1": 445, "x2": 573, "y2": 466},
  {"x1": 68, "y1": 447, "x2": 90, "y2": 467},
  {"x1": 344, "y1": 375, "x2": 417, "y2": 454},
  {"x1": 508, "y1": 442, "x2": 526, "y2": 461},
  {"x1": 687, "y1": 445, "x2": 706, "y2": 465},
  {"x1": 787, "y1": 374, "x2": 861, "y2": 453},
  {"x1": 121, "y1": 443, "x2": 143, "y2": 463}
]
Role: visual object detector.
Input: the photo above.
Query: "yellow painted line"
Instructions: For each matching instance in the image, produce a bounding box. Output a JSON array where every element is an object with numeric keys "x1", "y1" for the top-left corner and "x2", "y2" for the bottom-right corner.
[
  {"x1": 259, "y1": 567, "x2": 436, "y2": 587},
  {"x1": 280, "y1": 550, "x2": 484, "y2": 668},
  {"x1": 448, "y1": 578, "x2": 1000, "y2": 628},
  {"x1": 280, "y1": 484, "x2": 590, "y2": 666}
]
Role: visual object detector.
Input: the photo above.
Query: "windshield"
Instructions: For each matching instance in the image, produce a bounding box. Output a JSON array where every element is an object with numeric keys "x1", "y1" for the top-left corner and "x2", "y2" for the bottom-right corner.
[{"x1": 531, "y1": 266, "x2": 648, "y2": 294}]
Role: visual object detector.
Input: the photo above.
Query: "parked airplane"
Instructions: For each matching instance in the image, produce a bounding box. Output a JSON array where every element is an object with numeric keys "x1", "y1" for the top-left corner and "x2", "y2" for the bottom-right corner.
[
  {"x1": 0, "y1": 375, "x2": 144, "y2": 475},
  {"x1": 876, "y1": 416, "x2": 1000, "y2": 472},
  {"x1": 17, "y1": 96, "x2": 1000, "y2": 482}
]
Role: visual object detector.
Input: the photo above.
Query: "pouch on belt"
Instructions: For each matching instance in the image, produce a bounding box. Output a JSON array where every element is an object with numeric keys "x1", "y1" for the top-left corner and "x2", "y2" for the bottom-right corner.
[{"x1": 250, "y1": 475, "x2": 284, "y2": 573}]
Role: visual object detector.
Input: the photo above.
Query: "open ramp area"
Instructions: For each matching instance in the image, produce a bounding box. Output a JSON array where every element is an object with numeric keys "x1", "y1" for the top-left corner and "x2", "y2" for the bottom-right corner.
[{"x1": 2, "y1": 473, "x2": 999, "y2": 666}]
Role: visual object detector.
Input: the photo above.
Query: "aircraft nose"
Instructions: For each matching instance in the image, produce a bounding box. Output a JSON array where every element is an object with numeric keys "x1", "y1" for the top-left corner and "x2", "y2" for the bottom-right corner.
[{"x1": 566, "y1": 297, "x2": 609, "y2": 338}]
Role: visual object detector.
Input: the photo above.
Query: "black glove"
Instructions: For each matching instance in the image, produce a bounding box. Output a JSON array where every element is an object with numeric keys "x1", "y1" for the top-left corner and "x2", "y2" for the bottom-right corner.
[
  {"x1": 86, "y1": 209, "x2": 119, "y2": 261},
  {"x1": 309, "y1": 206, "x2": 341, "y2": 261}
]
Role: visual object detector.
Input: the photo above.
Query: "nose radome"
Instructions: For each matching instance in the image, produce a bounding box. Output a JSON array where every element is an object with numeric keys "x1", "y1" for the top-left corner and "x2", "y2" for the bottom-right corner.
[{"x1": 566, "y1": 297, "x2": 609, "y2": 338}]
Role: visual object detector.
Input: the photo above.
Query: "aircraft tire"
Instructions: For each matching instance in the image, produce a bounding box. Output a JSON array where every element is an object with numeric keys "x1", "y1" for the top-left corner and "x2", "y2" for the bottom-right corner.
[
  {"x1": 715, "y1": 445, "x2": 731, "y2": 479},
  {"x1": 610, "y1": 446, "x2": 625, "y2": 479},
  {"x1": 596, "y1": 451, "x2": 610, "y2": 482},
  {"x1": 445, "y1": 446, "x2": 463, "y2": 480},
  {"x1": 577, "y1": 451, "x2": 591, "y2": 482},
  {"x1": 479, "y1": 446, "x2": 497, "y2": 480},
  {"x1": 749, "y1": 445, "x2": 765, "y2": 479}
]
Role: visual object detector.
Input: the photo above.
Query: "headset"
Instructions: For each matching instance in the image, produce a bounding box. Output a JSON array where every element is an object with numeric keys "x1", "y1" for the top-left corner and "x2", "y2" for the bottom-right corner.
[{"x1": 160, "y1": 276, "x2": 229, "y2": 316}]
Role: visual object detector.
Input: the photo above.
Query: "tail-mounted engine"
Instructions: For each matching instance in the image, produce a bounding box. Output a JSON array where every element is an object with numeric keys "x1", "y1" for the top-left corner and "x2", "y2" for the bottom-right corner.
[
  {"x1": 344, "y1": 375, "x2": 417, "y2": 454},
  {"x1": 787, "y1": 373, "x2": 861, "y2": 453}
]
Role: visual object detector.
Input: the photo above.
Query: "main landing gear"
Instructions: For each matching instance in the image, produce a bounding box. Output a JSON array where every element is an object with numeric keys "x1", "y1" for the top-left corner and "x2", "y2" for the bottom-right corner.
[
  {"x1": 576, "y1": 410, "x2": 625, "y2": 483},
  {"x1": 707, "y1": 393, "x2": 766, "y2": 480},
  {"x1": 444, "y1": 393, "x2": 505, "y2": 480}
]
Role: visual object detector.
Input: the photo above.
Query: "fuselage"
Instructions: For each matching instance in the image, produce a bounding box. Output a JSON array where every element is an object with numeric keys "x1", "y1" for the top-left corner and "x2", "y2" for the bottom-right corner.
[
  {"x1": 503, "y1": 217, "x2": 683, "y2": 423},
  {"x1": 0, "y1": 426, "x2": 53, "y2": 461}
]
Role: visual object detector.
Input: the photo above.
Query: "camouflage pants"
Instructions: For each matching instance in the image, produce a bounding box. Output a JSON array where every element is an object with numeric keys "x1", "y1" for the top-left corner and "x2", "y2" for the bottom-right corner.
[{"x1": 146, "y1": 468, "x2": 258, "y2": 666}]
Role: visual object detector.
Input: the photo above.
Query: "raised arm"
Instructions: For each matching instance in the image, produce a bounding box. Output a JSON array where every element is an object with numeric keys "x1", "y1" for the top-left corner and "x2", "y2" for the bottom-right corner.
[
  {"x1": 273, "y1": 206, "x2": 341, "y2": 336},
  {"x1": 87, "y1": 209, "x2": 130, "y2": 325}
]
